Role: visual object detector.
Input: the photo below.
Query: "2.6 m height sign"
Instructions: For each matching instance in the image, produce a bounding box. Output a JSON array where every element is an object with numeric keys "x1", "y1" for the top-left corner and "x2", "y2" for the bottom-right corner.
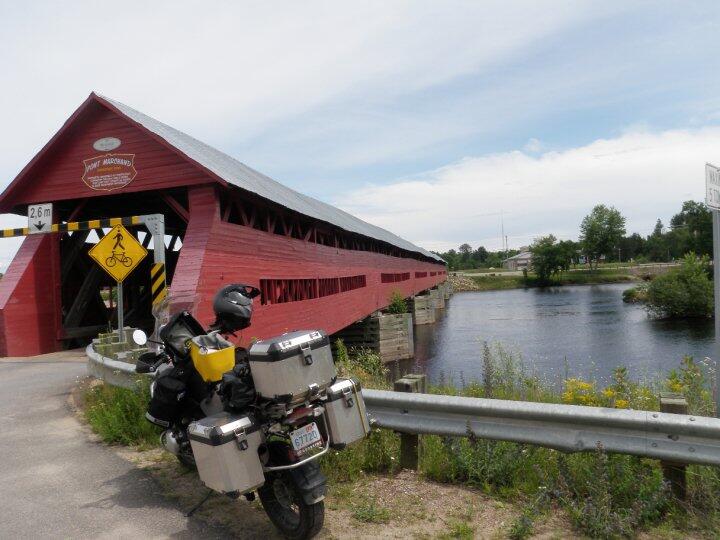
[{"x1": 28, "y1": 203, "x2": 52, "y2": 234}]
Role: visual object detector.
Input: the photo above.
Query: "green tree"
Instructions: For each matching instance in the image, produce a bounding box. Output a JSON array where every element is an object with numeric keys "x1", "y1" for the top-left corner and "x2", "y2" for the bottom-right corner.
[
  {"x1": 579, "y1": 205, "x2": 627, "y2": 269},
  {"x1": 530, "y1": 235, "x2": 572, "y2": 283},
  {"x1": 646, "y1": 219, "x2": 668, "y2": 262},
  {"x1": 557, "y1": 240, "x2": 579, "y2": 270},
  {"x1": 646, "y1": 253, "x2": 713, "y2": 319},
  {"x1": 618, "y1": 233, "x2": 646, "y2": 262},
  {"x1": 670, "y1": 200, "x2": 712, "y2": 257},
  {"x1": 472, "y1": 246, "x2": 488, "y2": 266},
  {"x1": 441, "y1": 249, "x2": 459, "y2": 270}
]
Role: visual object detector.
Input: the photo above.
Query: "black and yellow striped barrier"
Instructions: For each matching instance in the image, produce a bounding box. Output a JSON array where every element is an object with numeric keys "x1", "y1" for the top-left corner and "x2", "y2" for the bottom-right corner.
[
  {"x1": 0, "y1": 216, "x2": 142, "y2": 238},
  {"x1": 150, "y1": 262, "x2": 168, "y2": 306},
  {"x1": 1, "y1": 215, "x2": 168, "y2": 305}
]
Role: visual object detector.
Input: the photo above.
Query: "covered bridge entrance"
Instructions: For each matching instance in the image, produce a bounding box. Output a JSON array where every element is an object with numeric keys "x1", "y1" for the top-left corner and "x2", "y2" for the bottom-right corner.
[{"x1": 0, "y1": 93, "x2": 446, "y2": 356}]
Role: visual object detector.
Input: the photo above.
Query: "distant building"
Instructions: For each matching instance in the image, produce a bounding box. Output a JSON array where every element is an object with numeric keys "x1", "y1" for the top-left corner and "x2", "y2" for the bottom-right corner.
[{"x1": 503, "y1": 251, "x2": 532, "y2": 271}]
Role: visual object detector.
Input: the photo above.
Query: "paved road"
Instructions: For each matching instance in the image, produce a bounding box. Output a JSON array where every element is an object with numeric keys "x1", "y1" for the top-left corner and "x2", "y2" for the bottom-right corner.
[{"x1": 0, "y1": 351, "x2": 230, "y2": 539}]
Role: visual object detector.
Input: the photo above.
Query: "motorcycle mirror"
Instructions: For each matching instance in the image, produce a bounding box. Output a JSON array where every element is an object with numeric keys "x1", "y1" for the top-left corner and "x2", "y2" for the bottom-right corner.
[{"x1": 132, "y1": 329, "x2": 148, "y2": 346}]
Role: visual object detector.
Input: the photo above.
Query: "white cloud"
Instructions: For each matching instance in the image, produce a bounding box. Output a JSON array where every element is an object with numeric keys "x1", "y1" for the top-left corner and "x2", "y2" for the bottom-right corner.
[
  {"x1": 338, "y1": 127, "x2": 720, "y2": 252},
  {"x1": 523, "y1": 138, "x2": 543, "y2": 153},
  {"x1": 0, "y1": 1, "x2": 624, "y2": 180}
]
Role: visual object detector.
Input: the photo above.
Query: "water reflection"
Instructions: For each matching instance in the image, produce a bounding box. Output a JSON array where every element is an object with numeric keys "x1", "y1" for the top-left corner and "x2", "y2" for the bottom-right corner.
[{"x1": 387, "y1": 284, "x2": 714, "y2": 387}]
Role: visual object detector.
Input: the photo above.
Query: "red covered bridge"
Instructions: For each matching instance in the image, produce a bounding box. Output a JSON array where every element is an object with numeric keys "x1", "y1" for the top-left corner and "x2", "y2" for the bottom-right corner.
[{"x1": 0, "y1": 93, "x2": 446, "y2": 356}]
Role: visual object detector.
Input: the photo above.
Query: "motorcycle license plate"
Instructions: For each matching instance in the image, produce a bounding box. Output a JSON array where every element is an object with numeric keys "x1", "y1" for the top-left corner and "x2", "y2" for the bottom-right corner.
[{"x1": 290, "y1": 422, "x2": 322, "y2": 455}]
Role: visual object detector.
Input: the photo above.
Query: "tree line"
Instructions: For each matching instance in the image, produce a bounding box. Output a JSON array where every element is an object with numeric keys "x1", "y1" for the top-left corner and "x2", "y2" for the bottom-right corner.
[{"x1": 436, "y1": 200, "x2": 713, "y2": 276}]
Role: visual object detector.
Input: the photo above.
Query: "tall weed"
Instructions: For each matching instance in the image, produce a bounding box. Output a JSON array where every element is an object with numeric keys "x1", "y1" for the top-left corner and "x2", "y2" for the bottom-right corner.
[{"x1": 84, "y1": 380, "x2": 160, "y2": 447}]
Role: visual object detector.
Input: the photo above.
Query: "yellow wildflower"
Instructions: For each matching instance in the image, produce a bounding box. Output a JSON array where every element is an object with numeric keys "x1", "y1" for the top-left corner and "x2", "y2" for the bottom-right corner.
[{"x1": 615, "y1": 399, "x2": 629, "y2": 409}]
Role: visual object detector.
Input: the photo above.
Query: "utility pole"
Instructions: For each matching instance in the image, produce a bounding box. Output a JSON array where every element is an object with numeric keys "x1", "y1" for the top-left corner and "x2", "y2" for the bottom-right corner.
[{"x1": 500, "y1": 210, "x2": 506, "y2": 260}]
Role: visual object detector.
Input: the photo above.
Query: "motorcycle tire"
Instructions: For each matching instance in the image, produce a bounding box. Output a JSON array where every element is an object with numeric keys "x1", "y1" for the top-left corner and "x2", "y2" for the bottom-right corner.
[
  {"x1": 176, "y1": 448, "x2": 197, "y2": 470},
  {"x1": 258, "y1": 471, "x2": 324, "y2": 540}
]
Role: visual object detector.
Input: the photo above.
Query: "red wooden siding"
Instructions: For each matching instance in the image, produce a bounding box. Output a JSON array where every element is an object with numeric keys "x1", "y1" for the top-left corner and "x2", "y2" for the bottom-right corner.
[
  {"x1": 0, "y1": 95, "x2": 447, "y2": 356},
  {"x1": 2, "y1": 102, "x2": 212, "y2": 209},
  {"x1": 170, "y1": 186, "x2": 446, "y2": 347},
  {"x1": 0, "y1": 235, "x2": 60, "y2": 356}
]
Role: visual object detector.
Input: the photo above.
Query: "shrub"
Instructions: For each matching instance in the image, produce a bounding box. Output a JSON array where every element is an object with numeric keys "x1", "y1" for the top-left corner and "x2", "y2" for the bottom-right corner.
[
  {"x1": 386, "y1": 290, "x2": 408, "y2": 314},
  {"x1": 560, "y1": 448, "x2": 668, "y2": 539},
  {"x1": 665, "y1": 356, "x2": 714, "y2": 416},
  {"x1": 646, "y1": 253, "x2": 713, "y2": 318},
  {"x1": 84, "y1": 381, "x2": 160, "y2": 447},
  {"x1": 334, "y1": 338, "x2": 388, "y2": 389},
  {"x1": 622, "y1": 284, "x2": 648, "y2": 303}
]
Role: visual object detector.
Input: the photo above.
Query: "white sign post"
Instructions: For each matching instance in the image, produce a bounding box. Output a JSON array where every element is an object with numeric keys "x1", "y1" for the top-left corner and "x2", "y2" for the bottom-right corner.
[
  {"x1": 706, "y1": 163, "x2": 720, "y2": 417},
  {"x1": 27, "y1": 203, "x2": 53, "y2": 234}
]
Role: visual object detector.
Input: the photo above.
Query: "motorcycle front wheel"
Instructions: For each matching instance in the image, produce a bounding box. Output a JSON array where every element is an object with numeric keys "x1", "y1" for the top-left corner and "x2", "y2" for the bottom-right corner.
[{"x1": 258, "y1": 471, "x2": 324, "y2": 540}]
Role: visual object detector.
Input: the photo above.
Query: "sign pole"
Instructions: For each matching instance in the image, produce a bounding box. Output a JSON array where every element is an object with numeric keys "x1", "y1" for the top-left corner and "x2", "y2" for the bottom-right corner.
[
  {"x1": 706, "y1": 164, "x2": 720, "y2": 417},
  {"x1": 713, "y1": 210, "x2": 720, "y2": 417},
  {"x1": 117, "y1": 281, "x2": 124, "y2": 343}
]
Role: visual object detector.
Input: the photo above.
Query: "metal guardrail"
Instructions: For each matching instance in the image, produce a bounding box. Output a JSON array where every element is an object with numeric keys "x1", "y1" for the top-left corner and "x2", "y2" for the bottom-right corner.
[
  {"x1": 363, "y1": 389, "x2": 720, "y2": 466},
  {"x1": 86, "y1": 344, "x2": 154, "y2": 389},
  {"x1": 85, "y1": 350, "x2": 720, "y2": 466}
]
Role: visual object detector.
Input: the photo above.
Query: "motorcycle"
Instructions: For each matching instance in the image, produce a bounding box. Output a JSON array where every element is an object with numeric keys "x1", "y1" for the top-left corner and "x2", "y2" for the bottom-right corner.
[{"x1": 134, "y1": 284, "x2": 369, "y2": 539}]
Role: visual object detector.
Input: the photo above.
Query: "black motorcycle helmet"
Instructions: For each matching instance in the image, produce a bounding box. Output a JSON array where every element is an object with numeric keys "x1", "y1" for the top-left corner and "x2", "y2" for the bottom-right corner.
[{"x1": 212, "y1": 284, "x2": 261, "y2": 333}]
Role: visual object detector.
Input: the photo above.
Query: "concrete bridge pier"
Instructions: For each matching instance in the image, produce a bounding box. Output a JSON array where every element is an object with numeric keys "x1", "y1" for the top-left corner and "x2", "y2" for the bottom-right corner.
[
  {"x1": 429, "y1": 287, "x2": 446, "y2": 310},
  {"x1": 411, "y1": 293, "x2": 436, "y2": 325},
  {"x1": 441, "y1": 281, "x2": 453, "y2": 300}
]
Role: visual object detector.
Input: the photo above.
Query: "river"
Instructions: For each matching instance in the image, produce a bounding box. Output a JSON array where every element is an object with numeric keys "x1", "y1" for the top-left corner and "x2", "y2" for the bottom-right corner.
[{"x1": 401, "y1": 283, "x2": 714, "y2": 387}]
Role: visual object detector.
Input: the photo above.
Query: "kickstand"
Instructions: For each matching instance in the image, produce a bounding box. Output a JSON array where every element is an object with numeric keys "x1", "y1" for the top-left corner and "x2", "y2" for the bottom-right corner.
[{"x1": 185, "y1": 489, "x2": 214, "y2": 517}]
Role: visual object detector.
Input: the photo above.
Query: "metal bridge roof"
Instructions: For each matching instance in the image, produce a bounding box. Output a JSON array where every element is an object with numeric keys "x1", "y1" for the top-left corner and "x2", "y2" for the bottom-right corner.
[{"x1": 100, "y1": 95, "x2": 443, "y2": 263}]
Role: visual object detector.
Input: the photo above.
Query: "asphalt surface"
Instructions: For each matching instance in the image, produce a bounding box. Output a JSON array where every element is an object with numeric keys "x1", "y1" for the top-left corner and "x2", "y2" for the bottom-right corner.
[{"x1": 0, "y1": 350, "x2": 230, "y2": 539}]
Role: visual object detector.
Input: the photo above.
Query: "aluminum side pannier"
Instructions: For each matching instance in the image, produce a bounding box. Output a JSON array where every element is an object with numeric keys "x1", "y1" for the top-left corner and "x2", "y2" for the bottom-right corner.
[
  {"x1": 248, "y1": 330, "x2": 336, "y2": 406},
  {"x1": 324, "y1": 378, "x2": 370, "y2": 448},
  {"x1": 188, "y1": 412, "x2": 265, "y2": 495}
]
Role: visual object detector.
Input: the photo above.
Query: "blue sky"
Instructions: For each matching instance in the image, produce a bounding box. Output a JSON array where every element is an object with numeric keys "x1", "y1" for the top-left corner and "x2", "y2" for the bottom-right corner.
[{"x1": 0, "y1": 1, "x2": 719, "y2": 262}]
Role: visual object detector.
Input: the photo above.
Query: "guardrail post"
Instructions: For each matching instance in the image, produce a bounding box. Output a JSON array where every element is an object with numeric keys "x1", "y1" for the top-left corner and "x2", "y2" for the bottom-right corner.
[
  {"x1": 660, "y1": 392, "x2": 688, "y2": 500},
  {"x1": 394, "y1": 375, "x2": 426, "y2": 470}
]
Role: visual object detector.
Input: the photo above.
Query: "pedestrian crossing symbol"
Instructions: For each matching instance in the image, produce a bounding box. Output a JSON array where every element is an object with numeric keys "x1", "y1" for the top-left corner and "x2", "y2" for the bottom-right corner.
[{"x1": 89, "y1": 224, "x2": 148, "y2": 282}]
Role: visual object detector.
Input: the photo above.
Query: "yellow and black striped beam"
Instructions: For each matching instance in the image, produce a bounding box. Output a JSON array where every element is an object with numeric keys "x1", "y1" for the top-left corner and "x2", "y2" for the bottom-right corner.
[
  {"x1": 150, "y1": 262, "x2": 168, "y2": 306},
  {"x1": 1, "y1": 227, "x2": 30, "y2": 237},
  {"x1": 53, "y1": 216, "x2": 141, "y2": 233},
  {"x1": 0, "y1": 216, "x2": 142, "y2": 238}
]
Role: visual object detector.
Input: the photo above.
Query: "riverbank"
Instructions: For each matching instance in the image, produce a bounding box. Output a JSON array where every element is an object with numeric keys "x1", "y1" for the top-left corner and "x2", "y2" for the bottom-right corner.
[
  {"x1": 79, "y1": 347, "x2": 719, "y2": 539},
  {"x1": 449, "y1": 269, "x2": 638, "y2": 292}
]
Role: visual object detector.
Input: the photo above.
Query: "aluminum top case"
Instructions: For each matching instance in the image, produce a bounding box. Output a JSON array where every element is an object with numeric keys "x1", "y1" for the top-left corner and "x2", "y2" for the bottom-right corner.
[{"x1": 248, "y1": 330, "x2": 336, "y2": 406}]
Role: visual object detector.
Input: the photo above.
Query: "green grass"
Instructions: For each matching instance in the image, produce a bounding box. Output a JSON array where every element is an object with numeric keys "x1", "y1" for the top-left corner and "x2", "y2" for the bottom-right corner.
[
  {"x1": 468, "y1": 269, "x2": 637, "y2": 291},
  {"x1": 84, "y1": 381, "x2": 160, "y2": 448},
  {"x1": 468, "y1": 275, "x2": 527, "y2": 290},
  {"x1": 329, "y1": 343, "x2": 720, "y2": 539},
  {"x1": 438, "y1": 520, "x2": 475, "y2": 539},
  {"x1": 351, "y1": 500, "x2": 392, "y2": 523},
  {"x1": 461, "y1": 267, "x2": 514, "y2": 274},
  {"x1": 83, "y1": 341, "x2": 720, "y2": 538}
]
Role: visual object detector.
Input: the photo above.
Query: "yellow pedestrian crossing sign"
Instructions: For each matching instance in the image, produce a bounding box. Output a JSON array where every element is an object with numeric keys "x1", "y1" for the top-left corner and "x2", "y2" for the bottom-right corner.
[{"x1": 89, "y1": 224, "x2": 148, "y2": 282}]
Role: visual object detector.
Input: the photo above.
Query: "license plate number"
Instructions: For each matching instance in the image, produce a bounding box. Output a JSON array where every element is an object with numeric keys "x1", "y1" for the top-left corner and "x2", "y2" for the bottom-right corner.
[{"x1": 290, "y1": 422, "x2": 322, "y2": 454}]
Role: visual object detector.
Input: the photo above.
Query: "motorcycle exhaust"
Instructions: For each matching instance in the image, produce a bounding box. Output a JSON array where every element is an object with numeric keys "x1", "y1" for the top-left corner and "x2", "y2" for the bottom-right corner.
[{"x1": 160, "y1": 429, "x2": 181, "y2": 455}]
